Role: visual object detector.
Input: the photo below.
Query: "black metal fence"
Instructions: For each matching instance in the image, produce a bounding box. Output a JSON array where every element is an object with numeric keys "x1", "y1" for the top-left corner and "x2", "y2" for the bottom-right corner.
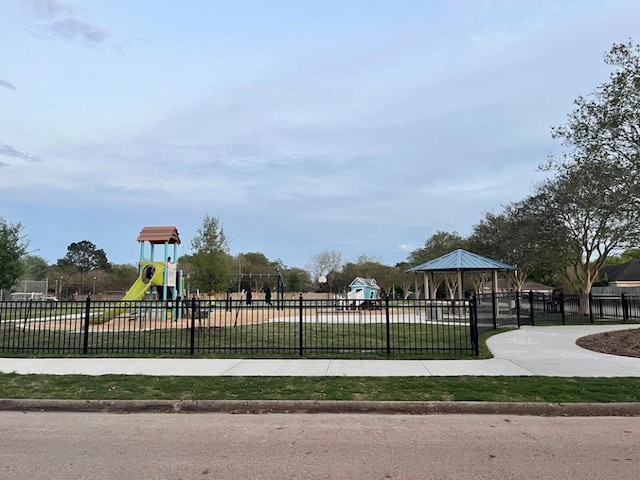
[
  {"x1": 0, "y1": 296, "x2": 479, "y2": 358},
  {"x1": 476, "y1": 291, "x2": 640, "y2": 331}
]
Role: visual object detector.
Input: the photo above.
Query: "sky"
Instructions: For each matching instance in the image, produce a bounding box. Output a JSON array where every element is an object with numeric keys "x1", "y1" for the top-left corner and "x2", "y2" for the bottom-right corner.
[{"x1": 1, "y1": 0, "x2": 639, "y2": 271}]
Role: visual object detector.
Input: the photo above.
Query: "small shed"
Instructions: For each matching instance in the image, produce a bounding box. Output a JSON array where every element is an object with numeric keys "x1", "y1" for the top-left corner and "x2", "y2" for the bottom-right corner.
[{"x1": 349, "y1": 277, "x2": 381, "y2": 300}]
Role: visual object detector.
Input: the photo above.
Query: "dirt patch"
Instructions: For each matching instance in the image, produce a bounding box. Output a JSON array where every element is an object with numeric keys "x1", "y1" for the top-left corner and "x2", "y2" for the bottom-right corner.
[{"x1": 576, "y1": 328, "x2": 640, "y2": 358}]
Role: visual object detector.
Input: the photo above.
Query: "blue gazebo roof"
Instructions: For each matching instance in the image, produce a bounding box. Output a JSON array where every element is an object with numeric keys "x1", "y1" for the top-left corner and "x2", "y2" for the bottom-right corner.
[{"x1": 406, "y1": 249, "x2": 516, "y2": 273}]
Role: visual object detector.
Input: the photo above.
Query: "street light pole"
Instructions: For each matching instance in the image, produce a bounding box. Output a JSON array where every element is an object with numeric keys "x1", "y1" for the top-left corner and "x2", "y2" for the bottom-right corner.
[{"x1": 92, "y1": 276, "x2": 96, "y2": 295}]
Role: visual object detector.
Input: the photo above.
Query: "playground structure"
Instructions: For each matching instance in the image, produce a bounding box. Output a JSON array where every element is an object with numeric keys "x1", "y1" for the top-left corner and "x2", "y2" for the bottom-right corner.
[
  {"x1": 228, "y1": 273, "x2": 285, "y2": 310},
  {"x1": 334, "y1": 277, "x2": 381, "y2": 310},
  {"x1": 104, "y1": 226, "x2": 184, "y2": 321}
]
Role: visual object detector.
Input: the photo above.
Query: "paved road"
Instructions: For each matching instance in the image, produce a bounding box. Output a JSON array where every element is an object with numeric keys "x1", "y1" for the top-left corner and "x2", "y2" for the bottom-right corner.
[{"x1": 1, "y1": 412, "x2": 638, "y2": 480}]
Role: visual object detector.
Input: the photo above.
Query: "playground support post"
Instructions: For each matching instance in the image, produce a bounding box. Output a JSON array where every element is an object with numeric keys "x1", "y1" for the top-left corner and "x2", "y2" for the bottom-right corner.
[
  {"x1": 225, "y1": 290, "x2": 232, "y2": 312},
  {"x1": 233, "y1": 292, "x2": 243, "y2": 327}
]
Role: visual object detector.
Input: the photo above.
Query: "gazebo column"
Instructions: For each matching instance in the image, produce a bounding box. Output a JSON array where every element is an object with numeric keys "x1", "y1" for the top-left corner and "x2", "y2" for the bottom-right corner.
[
  {"x1": 423, "y1": 272, "x2": 430, "y2": 299},
  {"x1": 429, "y1": 272, "x2": 435, "y2": 299},
  {"x1": 422, "y1": 272, "x2": 433, "y2": 320},
  {"x1": 457, "y1": 270, "x2": 463, "y2": 299}
]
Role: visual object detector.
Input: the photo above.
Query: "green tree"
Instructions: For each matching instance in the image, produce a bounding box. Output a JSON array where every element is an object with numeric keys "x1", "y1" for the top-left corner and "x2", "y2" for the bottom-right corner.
[
  {"x1": 181, "y1": 251, "x2": 230, "y2": 294},
  {"x1": 190, "y1": 215, "x2": 229, "y2": 254},
  {"x1": 230, "y1": 252, "x2": 276, "y2": 291},
  {"x1": 550, "y1": 40, "x2": 639, "y2": 175},
  {"x1": 0, "y1": 214, "x2": 28, "y2": 291},
  {"x1": 57, "y1": 240, "x2": 109, "y2": 272},
  {"x1": 20, "y1": 254, "x2": 49, "y2": 281},
  {"x1": 534, "y1": 162, "x2": 640, "y2": 297},
  {"x1": 407, "y1": 231, "x2": 468, "y2": 299},
  {"x1": 185, "y1": 215, "x2": 232, "y2": 294},
  {"x1": 407, "y1": 231, "x2": 467, "y2": 266},
  {"x1": 107, "y1": 264, "x2": 139, "y2": 291},
  {"x1": 542, "y1": 41, "x2": 640, "y2": 300},
  {"x1": 468, "y1": 200, "x2": 565, "y2": 290},
  {"x1": 283, "y1": 267, "x2": 310, "y2": 292},
  {"x1": 393, "y1": 262, "x2": 416, "y2": 299},
  {"x1": 605, "y1": 248, "x2": 640, "y2": 266}
]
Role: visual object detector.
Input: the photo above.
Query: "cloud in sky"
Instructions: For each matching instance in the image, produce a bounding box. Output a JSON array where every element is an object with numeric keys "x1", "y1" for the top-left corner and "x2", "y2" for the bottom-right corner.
[
  {"x1": 0, "y1": 143, "x2": 41, "y2": 164},
  {"x1": 16, "y1": 0, "x2": 110, "y2": 45},
  {"x1": 0, "y1": 78, "x2": 16, "y2": 90},
  {"x1": 0, "y1": 0, "x2": 637, "y2": 269}
]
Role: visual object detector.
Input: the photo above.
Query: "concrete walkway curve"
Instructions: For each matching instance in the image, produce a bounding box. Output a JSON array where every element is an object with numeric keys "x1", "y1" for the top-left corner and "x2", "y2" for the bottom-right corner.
[{"x1": 1, "y1": 324, "x2": 639, "y2": 377}]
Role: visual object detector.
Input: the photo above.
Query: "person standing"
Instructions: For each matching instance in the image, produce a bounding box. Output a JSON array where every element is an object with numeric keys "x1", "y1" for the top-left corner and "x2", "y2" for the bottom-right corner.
[
  {"x1": 245, "y1": 287, "x2": 253, "y2": 305},
  {"x1": 264, "y1": 286, "x2": 272, "y2": 306}
]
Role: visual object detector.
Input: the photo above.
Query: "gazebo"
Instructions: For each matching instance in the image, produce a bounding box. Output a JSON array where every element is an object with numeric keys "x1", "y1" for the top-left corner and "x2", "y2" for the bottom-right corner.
[{"x1": 406, "y1": 249, "x2": 517, "y2": 319}]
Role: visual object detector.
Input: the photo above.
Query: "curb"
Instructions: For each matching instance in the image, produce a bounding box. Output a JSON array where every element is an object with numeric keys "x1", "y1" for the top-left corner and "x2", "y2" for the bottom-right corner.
[{"x1": 2, "y1": 399, "x2": 640, "y2": 416}]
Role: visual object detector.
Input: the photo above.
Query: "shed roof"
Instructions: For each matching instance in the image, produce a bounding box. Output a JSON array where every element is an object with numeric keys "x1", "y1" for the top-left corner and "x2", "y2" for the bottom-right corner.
[
  {"x1": 136, "y1": 226, "x2": 181, "y2": 245},
  {"x1": 406, "y1": 249, "x2": 515, "y2": 272},
  {"x1": 349, "y1": 277, "x2": 380, "y2": 289}
]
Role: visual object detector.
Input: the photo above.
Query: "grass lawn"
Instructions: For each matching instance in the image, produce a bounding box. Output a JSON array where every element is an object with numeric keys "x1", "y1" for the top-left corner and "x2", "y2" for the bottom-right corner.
[
  {"x1": 0, "y1": 374, "x2": 639, "y2": 403},
  {"x1": 1, "y1": 322, "x2": 481, "y2": 359},
  {"x1": 2, "y1": 329, "x2": 639, "y2": 403}
]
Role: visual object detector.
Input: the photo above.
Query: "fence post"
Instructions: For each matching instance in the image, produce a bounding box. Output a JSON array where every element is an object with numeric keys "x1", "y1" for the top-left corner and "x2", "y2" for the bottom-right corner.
[
  {"x1": 385, "y1": 296, "x2": 391, "y2": 356},
  {"x1": 491, "y1": 290, "x2": 497, "y2": 330},
  {"x1": 298, "y1": 294, "x2": 304, "y2": 357},
  {"x1": 529, "y1": 291, "x2": 535, "y2": 326},
  {"x1": 471, "y1": 295, "x2": 479, "y2": 356},
  {"x1": 598, "y1": 298, "x2": 604, "y2": 319},
  {"x1": 560, "y1": 291, "x2": 566, "y2": 325},
  {"x1": 588, "y1": 292, "x2": 594, "y2": 324},
  {"x1": 622, "y1": 293, "x2": 629, "y2": 322},
  {"x1": 190, "y1": 297, "x2": 196, "y2": 355},
  {"x1": 515, "y1": 291, "x2": 521, "y2": 328},
  {"x1": 82, "y1": 295, "x2": 91, "y2": 354}
]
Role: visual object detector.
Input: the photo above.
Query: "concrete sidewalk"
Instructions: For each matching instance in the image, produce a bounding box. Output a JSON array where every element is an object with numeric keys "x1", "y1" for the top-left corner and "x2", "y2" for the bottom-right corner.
[{"x1": 1, "y1": 324, "x2": 640, "y2": 377}]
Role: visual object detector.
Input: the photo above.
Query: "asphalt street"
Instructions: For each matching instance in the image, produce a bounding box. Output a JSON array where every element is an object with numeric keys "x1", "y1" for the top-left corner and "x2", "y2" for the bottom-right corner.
[{"x1": 1, "y1": 411, "x2": 638, "y2": 480}]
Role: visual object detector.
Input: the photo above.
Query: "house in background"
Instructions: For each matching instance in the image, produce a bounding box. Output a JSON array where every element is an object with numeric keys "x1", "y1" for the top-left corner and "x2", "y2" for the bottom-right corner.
[
  {"x1": 348, "y1": 277, "x2": 381, "y2": 300},
  {"x1": 520, "y1": 280, "x2": 554, "y2": 296},
  {"x1": 481, "y1": 279, "x2": 554, "y2": 295},
  {"x1": 597, "y1": 259, "x2": 640, "y2": 288}
]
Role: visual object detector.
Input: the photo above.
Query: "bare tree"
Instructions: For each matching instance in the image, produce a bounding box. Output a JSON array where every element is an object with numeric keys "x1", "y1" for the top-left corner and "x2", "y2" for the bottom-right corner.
[{"x1": 307, "y1": 250, "x2": 343, "y2": 292}]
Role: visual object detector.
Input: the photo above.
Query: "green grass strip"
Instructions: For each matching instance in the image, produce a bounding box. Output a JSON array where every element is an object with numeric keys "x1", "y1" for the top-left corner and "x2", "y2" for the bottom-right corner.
[{"x1": 1, "y1": 374, "x2": 639, "y2": 403}]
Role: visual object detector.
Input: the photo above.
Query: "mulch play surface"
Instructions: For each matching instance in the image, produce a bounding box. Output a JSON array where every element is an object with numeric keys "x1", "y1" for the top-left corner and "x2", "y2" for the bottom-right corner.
[{"x1": 576, "y1": 328, "x2": 640, "y2": 359}]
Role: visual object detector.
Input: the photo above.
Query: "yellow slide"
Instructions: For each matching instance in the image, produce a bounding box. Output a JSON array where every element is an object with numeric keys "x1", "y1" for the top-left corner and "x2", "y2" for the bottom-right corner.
[
  {"x1": 123, "y1": 262, "x2": 165, "y2": 300},
  {"x1": 101, "y1": 262, "x2": 166, "y2": 320}
]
